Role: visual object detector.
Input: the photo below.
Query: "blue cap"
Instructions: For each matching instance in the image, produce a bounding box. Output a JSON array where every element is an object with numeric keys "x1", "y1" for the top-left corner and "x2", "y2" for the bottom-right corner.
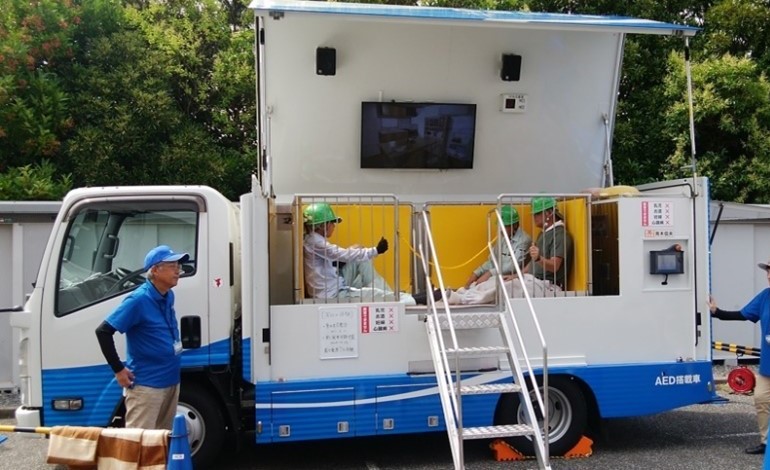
[{"x1": 143, "y1": 245, "x2": 190, "y2": 271}]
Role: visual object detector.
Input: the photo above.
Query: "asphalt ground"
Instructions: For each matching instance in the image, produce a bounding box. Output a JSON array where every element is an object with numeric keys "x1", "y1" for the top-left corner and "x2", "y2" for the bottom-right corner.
[{"x1": 0, "y1": 364, "x2": 758, "y2": 470}]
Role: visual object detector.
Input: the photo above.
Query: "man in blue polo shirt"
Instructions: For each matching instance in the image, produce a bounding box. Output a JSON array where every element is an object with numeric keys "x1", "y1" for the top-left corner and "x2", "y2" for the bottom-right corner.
[
  {"x1": 709, "y1": 258, "x2": 770, "y2": 455},
  {"x1": 95, "y1": 245, "x2": 189, "y2": 430}
]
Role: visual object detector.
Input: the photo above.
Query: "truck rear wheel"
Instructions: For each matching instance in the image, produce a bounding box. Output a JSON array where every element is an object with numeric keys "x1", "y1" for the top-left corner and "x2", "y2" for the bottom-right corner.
[
  {"x1": 493, "y1": 375, "x2": 587, "y2": 456},
  {"x1": 178, "y1": 384, "x2": 226, "y2": 469}
]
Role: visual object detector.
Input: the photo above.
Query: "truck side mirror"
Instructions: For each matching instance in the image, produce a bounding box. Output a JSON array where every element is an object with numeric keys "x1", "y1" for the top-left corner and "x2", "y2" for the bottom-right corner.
[{"x1": 180, "y1": 315, "x2": 201, "y2": 349}]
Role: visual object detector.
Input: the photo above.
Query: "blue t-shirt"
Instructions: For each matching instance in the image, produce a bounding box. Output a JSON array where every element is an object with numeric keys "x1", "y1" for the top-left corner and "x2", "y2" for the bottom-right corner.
[
  {"x1": 106, "y1": 281, "x2": 181, "y2": 388},
  {"x1": 741, "y1": 287, "x2": 770, "y2": 377}
]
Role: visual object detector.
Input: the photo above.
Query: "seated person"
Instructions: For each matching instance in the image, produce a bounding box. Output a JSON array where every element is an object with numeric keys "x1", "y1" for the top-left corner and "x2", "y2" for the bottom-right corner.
[
  {"x1": 464, "y1": 205, "x2": 532, "y2": 289},
  {"x1": 447, "y1": 197, "x2": 573, "y2": 304},
  {"x1": 303, "y1": 202, "x2": 416, "y2": 304}
]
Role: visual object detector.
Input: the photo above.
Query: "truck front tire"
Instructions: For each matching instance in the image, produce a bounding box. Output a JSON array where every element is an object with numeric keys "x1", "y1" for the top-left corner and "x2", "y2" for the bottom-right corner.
[{"x1": 178, "y1": 384, "x2": 226, "y2": 468}]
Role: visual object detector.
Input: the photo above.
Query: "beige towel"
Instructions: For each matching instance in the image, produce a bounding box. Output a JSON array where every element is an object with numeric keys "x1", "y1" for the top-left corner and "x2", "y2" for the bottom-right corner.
[
  {"x1": 138, "y1": 429, "x2": 169, "y2": 470},
  {"x1": 96, "y1": 428, "x2": 169, "y2": 470},
  {"x1": 47, "y1": 426, "x2": 170, "y2": 470},
  {"x1": 47, "y1": 425, "x2": 102, "y2": 467}
]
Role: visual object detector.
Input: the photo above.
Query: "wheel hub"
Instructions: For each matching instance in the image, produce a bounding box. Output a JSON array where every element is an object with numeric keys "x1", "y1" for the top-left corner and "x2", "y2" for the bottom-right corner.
[{"x1": 177, "y1": 403, "x2": 206, "y2": 455}]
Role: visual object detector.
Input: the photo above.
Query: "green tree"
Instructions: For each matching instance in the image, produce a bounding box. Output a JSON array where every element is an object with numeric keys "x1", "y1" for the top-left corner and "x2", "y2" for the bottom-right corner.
[
  {"x1": 662, "y1": 52, "x2": 770, "y2": 202},
  {"x1": 1, "y1": 0, "x2": 255, "y2": 201},
  {"x1": 0, "y1": 0, "x2": 80, "y2": 171},
  {"x1": 0, "y1": 160, "x2": 71, "y2": 199},
  {"x1": 704, "y1": 0, "x2": 770, "y2": 71},
  {"x1": 62, "y1": 0, "x2": 255, "y2": 200}
]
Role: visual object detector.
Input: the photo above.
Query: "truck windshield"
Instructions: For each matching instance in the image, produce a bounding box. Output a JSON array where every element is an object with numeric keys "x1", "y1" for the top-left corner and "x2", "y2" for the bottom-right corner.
[{"x1": 55, "y1": 205, "x2": 198, "y2": 316}]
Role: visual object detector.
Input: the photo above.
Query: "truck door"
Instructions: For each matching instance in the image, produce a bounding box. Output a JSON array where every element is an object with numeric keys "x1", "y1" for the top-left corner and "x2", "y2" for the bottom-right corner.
[{"x1": 39, "y1": 195, "x2": 209, "y2": 426}]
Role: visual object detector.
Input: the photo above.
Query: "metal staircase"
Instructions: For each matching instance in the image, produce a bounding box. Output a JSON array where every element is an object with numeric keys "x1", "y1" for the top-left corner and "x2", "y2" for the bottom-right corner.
[{"x1": 416, "y1": 209, "x2": 551, "y2": 470}]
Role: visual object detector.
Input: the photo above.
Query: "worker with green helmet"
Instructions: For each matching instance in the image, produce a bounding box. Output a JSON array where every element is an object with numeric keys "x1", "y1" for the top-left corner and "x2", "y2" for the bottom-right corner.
[
  {"x1": 527, "y1": 196, "x2": 573, "y2": 289},
  {"x1": 464, "y1": 205, "x2": 532, "y2": 289},
  {"x1": 446, "y1": 196, "x2": 573, "y2": 305},
  {"x1": 303, "y1": 202, "x2": 416, "y2": 304}
]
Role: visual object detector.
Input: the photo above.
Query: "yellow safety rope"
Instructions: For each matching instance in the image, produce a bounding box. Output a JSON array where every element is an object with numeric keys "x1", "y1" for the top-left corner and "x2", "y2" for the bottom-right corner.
[{"x1": 399, "y1": 232, "x2": 498, "y2": 271}]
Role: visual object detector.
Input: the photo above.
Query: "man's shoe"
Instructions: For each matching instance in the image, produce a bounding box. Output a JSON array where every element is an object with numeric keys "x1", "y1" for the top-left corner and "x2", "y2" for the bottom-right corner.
[{"x1": 745, "y1": 443, "x2": 766, "y2": 454}]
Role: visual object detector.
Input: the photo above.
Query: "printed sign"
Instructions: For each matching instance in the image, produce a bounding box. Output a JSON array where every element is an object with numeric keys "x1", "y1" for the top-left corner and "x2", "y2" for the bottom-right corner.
[
  {"x1": 643, "y1": 228, "x2": 676, "y2": 239},
  {"x1": 654, "y1": 373, "x2": 701, "y2": 386},
  {"x1": 319, "y1": 307, "x2": 358, "y2": 359},
  {"x1": 361, "y1": 305, "x2": 399, "y2": 334},
  {"x1": 641, "y1": 201, "x2": 674, "y2": 227}
]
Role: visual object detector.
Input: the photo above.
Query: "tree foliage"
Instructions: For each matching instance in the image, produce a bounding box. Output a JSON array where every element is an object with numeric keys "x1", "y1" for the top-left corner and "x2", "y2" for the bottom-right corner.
[
  {"x1": 0, "y1": 0, "x2": 255, "y2": 201},
  {"x1": 0, "y1": 0, "x2": 80, "y2": 171},
  {"x1": 0, "y1": 160, "x2": 71, "y2": 199},
  {"x1": 2, "y1": 0, "x2": 770, "y2": 203},
  {"x1": 663, "y1": 53, "x2": 770, "y2": 202}
]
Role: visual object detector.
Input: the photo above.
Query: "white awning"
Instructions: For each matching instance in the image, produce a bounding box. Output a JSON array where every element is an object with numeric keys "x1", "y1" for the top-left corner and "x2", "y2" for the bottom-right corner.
[{"x1": 249, "y1": 0, "x2": 699, "y2": 37}]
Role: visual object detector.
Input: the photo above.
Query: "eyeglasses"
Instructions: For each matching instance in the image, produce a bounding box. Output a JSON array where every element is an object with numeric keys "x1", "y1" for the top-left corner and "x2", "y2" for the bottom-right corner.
[{"x1": 157, "y1": 262, "x2": 182, "y2": 271}]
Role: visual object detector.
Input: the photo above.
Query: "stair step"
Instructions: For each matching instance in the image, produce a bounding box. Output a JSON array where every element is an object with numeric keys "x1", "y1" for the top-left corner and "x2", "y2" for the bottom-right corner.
[
  {"x1": 462, "y1": 424, "x2": 536, "y2": 440},
  {"x1": 435, "y1": 312, "x2": 501, "y2": 329},
  {"x1": 460, "y1": 383, "x2": 521, "y2": 395},
  {"x1": 446, "y1": 346, "x2": 508, "y2": 356}
]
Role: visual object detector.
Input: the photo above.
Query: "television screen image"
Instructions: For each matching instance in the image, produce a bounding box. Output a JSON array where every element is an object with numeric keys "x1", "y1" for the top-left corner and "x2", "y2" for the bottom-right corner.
[{"x1": 360, "y1": 102, "x2": 477, "y2": 169}]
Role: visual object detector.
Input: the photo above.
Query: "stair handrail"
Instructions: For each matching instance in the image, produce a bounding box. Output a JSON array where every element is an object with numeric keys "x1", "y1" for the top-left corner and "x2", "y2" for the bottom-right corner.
[
  {"x1": 415, "y1": 210, "x2": 464, "y2": 468},
  {"x1": 489, "y1": 208, "x2": 550, "y2": 466}
]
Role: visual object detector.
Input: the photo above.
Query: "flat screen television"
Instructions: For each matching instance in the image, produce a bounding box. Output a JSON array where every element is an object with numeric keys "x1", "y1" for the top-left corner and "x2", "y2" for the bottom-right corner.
[{"x1": 360, "y1": 101, "x2": 477, "y2": 169}]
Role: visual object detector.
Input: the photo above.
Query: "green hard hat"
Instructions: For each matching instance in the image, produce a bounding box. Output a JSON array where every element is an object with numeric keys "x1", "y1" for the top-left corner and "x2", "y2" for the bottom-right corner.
[
  {"x1": 500, "y1": 205, "x2": 519, "y2": 225},
  {"x1": 303, "y1": 203, "x2": 341, "y2": 226},
  {"x1": 531, "y1": 196, "x2": 557, "y2": 214}
]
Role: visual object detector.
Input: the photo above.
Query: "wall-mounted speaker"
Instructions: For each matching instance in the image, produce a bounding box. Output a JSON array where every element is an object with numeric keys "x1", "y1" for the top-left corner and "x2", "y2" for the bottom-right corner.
[
  {"x1": 316, "y1": 47, "x2": 336, "y2": 76},
  {"x1": 501, "y1": 54, "x2": 522, "y2": 81}
]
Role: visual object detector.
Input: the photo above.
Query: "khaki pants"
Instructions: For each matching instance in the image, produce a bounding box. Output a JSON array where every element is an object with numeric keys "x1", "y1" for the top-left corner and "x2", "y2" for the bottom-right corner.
[
  {"x1": 125, "y1": 384, "x2": 180, "y2": 430},
  {"x1": 755, "y1": 373, "x2": 770, "y2": 445}
]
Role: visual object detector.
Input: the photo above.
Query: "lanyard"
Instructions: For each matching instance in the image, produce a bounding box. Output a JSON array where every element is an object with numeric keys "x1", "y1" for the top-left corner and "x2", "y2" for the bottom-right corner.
[{"x1": 155, "y1": 295, "x2": 177, "y2": 342}]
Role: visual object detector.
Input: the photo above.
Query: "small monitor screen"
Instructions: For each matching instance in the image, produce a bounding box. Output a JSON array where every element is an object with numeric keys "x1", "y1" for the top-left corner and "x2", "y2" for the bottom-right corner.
[
  {"x1": 658, "y1": 254, "x2": 678, "y2": 271},
  {"x1": 649, "y1": 250, "x2": 684, "y2": 275},
  {"x1": 361, "y1": 102, "x2": 477, "y2": 169}
]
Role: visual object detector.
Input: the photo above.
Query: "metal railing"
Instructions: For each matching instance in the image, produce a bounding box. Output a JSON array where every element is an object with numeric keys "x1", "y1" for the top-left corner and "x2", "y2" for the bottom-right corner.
[
  {"x1": 489, "y1": 206, "x2": 550, "y2": 466},
  {"x1": 293, "y1": 194, "x2": 402, "y2": 304}
]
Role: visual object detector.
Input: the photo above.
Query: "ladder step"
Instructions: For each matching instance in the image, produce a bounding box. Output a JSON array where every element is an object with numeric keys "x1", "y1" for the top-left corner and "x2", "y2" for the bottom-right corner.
[
  {"x1": 462, "y1": 424, "x2": 536, "y2": 440},
  {"x1": 460, "y1": 383, "x2": 521, "y2": 395},
  {"x1": 436, "y1": 312, "x2": 501, "y2": 329},
  {"x1": 446, "y1": 346, "x2": 508, "y2": 356}
]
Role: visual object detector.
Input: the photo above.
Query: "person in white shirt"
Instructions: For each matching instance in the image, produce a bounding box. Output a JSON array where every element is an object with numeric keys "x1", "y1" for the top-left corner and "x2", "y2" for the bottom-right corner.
[{"x1": 303, "y1": 202, "x2": 415, "y2": 304}]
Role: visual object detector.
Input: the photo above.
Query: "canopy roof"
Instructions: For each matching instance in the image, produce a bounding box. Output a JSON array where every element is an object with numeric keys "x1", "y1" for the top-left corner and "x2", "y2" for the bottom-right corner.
[{"x1": 250, "y1": 0, "x2": 699, "y2": 37}]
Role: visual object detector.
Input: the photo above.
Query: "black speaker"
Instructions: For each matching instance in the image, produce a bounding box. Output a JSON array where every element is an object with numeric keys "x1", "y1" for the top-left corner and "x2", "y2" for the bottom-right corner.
[
  {"x1": 316, "y1": 47, "x2": 336, "y2": 76},
  {"x1": 501, "y1": 54, "x2": 521, "y2": 81}
]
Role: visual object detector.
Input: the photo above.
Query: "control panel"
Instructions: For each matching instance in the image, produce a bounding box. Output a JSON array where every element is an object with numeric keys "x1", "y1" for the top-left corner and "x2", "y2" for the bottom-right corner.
[{"x1": 500, "y1": 93, "x2": 528, "y2": 113}]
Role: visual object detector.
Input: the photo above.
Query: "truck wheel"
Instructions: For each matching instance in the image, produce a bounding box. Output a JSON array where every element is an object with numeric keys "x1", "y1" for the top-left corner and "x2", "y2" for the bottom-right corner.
[
  {"x1": 178, "y1": 384, "x2": 226, "y2": 468},
  {"x1": 493, "y1": 375, "x2": 587, "y2": 456}
]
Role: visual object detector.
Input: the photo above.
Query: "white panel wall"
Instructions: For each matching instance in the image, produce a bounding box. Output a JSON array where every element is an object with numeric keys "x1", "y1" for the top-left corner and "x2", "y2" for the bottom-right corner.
[
  {"x1": 710, "y1": 212, "x2": 770, "y2": 359},
  {"x1": 262, "y1": 14, "x2": 620, "y2": 199},
  {"x1": 0, "y1": 205, "x2": 59, "y2": 390}
]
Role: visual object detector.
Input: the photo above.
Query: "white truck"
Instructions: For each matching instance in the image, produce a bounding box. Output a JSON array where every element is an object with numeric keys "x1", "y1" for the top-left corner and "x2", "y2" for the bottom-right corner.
[{"x1": 10, "y1": 2, "x2": 710, "y2": 469}]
